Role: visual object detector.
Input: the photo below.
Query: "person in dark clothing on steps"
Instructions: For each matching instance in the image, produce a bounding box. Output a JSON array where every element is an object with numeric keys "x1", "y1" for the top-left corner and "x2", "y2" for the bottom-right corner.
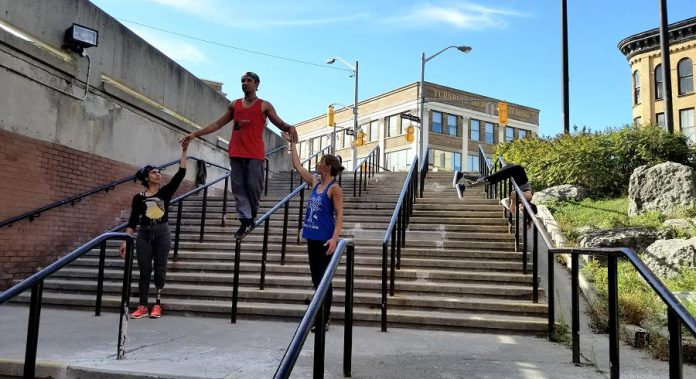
[
  {"x1": 285, "y1": 132, "x2": 344, "y2": 333},
  {"x1": 120, "y1": 144, "x2": 188, "y2": 319}
]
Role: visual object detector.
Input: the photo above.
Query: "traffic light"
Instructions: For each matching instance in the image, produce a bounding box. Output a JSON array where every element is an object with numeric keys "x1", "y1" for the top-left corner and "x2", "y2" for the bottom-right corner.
[
  {"x1": 327, "y1": 105, "x2": 335, "y2": 127},
  {"x1": 497, "y1": 101, "x2": 508, "y2": 126},
  {"x1": 405, "y1": 125, "x2": 415, "y2": 142},
  {"x1": 355, "y1": 130, "x2": 365, "y2": 146}
]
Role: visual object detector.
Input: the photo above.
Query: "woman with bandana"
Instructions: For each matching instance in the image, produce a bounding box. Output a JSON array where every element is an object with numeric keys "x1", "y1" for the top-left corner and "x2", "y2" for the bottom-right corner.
[{"x1": 120, "y1": 143, "x2": 188, "y2": 319}]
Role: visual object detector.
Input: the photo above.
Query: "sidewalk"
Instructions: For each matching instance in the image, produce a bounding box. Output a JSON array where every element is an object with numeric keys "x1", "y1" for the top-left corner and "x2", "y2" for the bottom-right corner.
[{"x1": 0, "y1": 304, "x2": 687, "y2": 378}]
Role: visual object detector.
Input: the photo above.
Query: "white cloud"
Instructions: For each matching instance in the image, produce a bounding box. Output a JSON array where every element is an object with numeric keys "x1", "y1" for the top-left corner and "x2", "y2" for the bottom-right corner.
[
  {"x1": 145, "y1": 0, "x2": 218, "y2": 18},
  {"x1": 129, "y1": 26, "x2": 207, "y2": 63},
  {"x1": 384, "y1": 2, "x2": 524, "y2": 30}
]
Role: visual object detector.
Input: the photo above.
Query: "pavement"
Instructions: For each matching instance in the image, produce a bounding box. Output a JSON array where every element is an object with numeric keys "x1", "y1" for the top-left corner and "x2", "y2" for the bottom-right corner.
[{"x1": 1, "y1": 304, "x2": 692, "y2": 378}]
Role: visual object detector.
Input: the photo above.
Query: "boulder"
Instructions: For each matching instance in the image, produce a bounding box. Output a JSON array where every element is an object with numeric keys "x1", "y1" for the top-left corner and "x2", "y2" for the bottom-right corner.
[
  {"x1": 533, "y1": 184, "x2": 589, "y2": 204},
  {"x1": 578, "y1": 227, "x2": 668, "y2": 253},
  {"x1": 643, "y1": 238, "x2": 696, "y2": 279},
  {"x1": 628, "y1": 162, "x2": 696, "y2": 216},
  {"x1": 662, "y1": 218, "x2": 694, "y2": 232}
]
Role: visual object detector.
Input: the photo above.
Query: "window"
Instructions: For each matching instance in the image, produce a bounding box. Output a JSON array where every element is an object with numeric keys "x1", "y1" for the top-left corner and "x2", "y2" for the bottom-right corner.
[
  {"x1": 388, "y1": 115, "x2": 399, "y2": 137},
  {"x1": 680, "y1": 108, "x2": 695, "y2": 144},
  {"x1": 518, "y1": 129, "x2": 528, "y2": 139},
  {"x1": 505, "y1": 127, "x2": 514, "y2": 142},
  {"x1": 470, "y1": 119, "x2": 480, "y2": 141},
  {"x1": 633, "y1": 70, "x2": 640, "y2": 105},
  {"x1": 427, "y1": 148, "x2": 461, "y2": 172},
  {"x1": 485, "y1": 122, "x2": 494, "y2": 144},
  {"x1": 634, "y1": 116, "x2": 642, "y2": 127},
  {"x1": 369, "y1": 120, "x2": 379, "y2": 142},
  {"x1": 385, "y1": 148, "x2": 415, "y2": 171},
  {"x1": 678, "y1": 58, "x2": 693, "y2": 95},
  {"x1": 655, "y1": 64, "x2": 663, "y2": 100},
  {"x1": 432, "y1": 111, "x2": 443, "y2": 133},
  {"x1": 447, "y1": 114, "x2": 457, "y2": 136},
  {"x1": 467, "y1": 154, "x2": 479, "y2": 172},
  {"x1": 656, "y1": 112, "x2": 666, "y2": 128}
]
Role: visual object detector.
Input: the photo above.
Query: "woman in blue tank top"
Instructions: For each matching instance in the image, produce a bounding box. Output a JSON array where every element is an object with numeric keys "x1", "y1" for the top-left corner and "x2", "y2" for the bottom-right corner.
[{"x1": 287, "y1": 134, "x2": 344, "y2": 332}]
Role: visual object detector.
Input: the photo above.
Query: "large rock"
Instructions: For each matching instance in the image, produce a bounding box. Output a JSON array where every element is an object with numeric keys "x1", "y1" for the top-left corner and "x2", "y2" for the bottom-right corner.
[
  {"x1": 578, "y1": 227, "x2": 668, "y2": 253},
  {"x1": 643, "y1": 238, "x2": 696, "y2": 279},
  {"x1": 533, "y1": 184, "x2": 589, "y2": 204},
  {"x1": 628, "y1": 162, "x2": 696, "y2": 216}
]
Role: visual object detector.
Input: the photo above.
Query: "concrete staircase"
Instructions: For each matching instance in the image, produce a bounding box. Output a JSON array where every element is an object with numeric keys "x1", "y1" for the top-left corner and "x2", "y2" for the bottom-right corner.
[{"x1": 16, "y1": 170, "x2": 547, "y2": 335}]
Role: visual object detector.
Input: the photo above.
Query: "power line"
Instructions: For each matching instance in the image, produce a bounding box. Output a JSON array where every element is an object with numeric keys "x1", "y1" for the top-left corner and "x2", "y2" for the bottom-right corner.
[{"x1": 117, "y1": 18, "x2": 352, "y2": 72}]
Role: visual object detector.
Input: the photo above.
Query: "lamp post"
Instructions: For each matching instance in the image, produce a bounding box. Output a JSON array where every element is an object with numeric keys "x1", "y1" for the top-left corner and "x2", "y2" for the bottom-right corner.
[
  {"x1": 419, "y1": 45, "x2": 471, "y2": 161},
  {"x1": 326, "y1": 57, "x2": 358, "y2": 170}
]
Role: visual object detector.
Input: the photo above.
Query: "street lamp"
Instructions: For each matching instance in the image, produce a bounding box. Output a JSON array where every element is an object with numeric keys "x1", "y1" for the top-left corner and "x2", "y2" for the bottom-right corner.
[
  {"x1": 326, "y1": 57, "x2": 358, "y2": 170},
  {"x1": 419, "y1": 45, "x2": 471, "y2": 161}
]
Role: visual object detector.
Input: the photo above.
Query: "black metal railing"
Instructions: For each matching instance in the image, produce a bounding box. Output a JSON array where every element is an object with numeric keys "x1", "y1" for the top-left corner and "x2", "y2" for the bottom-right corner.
[
  {"x1": 478, "y1": 148, "x2": 696, "y2": 379},
  {"x1": 0, "y1": 232, "x2": 135, "y2": 378},
  {"x1": 274, "y1": 239, "x2": 354, "y2": 379},
  {"x1": 352, "y1": 145, "x2": 380, "y2": 197},
  {"x1": 380, "y1": 154, "x2": 419, "y2": 332},
  {"x1": 229, "y1": 180, "x2": 309, "y2": 323},
  {"x1": 419, "y1": 148, "x2": 429, "y2": 199}
]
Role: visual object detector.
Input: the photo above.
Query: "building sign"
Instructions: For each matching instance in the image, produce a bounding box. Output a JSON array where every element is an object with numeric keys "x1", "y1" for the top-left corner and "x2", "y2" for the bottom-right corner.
[{"x1": 427, "y1": 87, "x2": 538, "y2": 124}]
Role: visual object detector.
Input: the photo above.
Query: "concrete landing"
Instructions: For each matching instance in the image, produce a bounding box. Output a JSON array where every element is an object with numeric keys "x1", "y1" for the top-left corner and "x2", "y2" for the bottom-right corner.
[{"x1": 0, "y1": 305, "x2": 685, "y2": 378}]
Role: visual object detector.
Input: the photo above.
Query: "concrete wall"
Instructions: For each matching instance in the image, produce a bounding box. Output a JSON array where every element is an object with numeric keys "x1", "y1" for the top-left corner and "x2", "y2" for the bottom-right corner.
[{"x1": 0, "y1": 0, "x2": 289, "y2": 289}]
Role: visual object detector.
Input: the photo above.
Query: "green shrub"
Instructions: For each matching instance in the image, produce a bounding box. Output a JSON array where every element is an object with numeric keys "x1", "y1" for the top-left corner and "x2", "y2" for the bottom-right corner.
[{"x1": 494, "y1": 125, "x2": 694, "y2": 197}]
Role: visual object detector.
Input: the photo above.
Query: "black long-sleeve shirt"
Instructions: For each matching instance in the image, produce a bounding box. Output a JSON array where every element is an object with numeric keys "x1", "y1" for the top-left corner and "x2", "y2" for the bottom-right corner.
[{"x1": 127, "y1": 167, "x2": 186, "y2": 229}]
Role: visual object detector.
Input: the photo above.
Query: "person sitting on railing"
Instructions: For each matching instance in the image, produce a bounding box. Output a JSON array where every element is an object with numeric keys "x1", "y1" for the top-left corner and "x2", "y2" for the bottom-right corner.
[
  {"x1": 452, "y1": 164, "x2": 538, "y2": 224},
  {"x1": 285, "y1": 132, "x2": 344, "y2": 333},
  {"x1": 119, "y1": 144, "x2": 188, "y2": 319},
  {"x1": 179, "y1": 72, "x2": 299, "y2": 238}
]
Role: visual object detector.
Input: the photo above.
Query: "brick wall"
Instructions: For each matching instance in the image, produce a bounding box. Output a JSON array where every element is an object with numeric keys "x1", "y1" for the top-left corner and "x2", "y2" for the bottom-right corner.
[{"x1": 0, "y1": 130, "x2": 197, "y2": 290}]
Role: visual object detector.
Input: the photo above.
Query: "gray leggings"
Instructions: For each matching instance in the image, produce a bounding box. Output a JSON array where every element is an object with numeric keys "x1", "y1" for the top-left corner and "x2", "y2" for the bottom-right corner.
[
  {"x1": 229, "y1": 157, "x2": 265, "y2": 220},
  {"x1": 136, "y1": 223, "x2": 171, "y2": 306}
]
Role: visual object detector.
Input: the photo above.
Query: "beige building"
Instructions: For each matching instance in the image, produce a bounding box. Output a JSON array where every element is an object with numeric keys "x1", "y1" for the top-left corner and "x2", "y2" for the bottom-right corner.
[
  {"x1": 618, "y1": 16, "x2": 696, "y2": 141},
  {"x1": 295, "y1": 82, "x2": 539, "y2": 172}
]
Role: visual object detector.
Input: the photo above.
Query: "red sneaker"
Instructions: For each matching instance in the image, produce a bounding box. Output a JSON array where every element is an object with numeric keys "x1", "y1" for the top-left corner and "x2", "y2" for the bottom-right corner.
[
  {"x1": 150, "y1": 304, "x2": 162, "y2": 318},
  {"x1": 130, "y1": 305, "x2": 148, "y2": 319}
]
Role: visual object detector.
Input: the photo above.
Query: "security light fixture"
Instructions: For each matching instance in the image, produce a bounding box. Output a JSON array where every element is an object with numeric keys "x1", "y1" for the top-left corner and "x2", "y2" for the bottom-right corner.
[{"x1": 63, "y1": 23, "x2": 98, "y2": 55}]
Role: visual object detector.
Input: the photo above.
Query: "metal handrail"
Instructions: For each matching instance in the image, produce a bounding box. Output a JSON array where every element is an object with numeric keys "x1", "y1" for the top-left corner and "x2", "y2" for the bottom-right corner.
[
  {"x1": 419, "y1": 148, "x2": 430, "y2": 199},
  {"x1": 229, "y1": 180, "x2": 310, "y2": 323},
  {"x1": 380, "y1": 154, "x2": 419, "y2": 332},
  {"x1": 479, "y1": 147, "x2": 696, "y2": 378},
  {"x1": 352, "y1": 145, "x2": 380, "y2": 197},
  {"x1": 274, "y1": 239, "x2": 354, "y2": 379},
  {"x1": 0, "y1": 232, "x2": 135, "y2": 378}
]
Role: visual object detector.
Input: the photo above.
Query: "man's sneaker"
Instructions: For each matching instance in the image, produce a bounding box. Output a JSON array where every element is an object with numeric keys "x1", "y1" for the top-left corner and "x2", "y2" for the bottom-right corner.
[
  {"x1": 150, "y1": 304, "x2": 162, "y2": 318},
  {"x1": 456, "y1": 183, "x2": 466, "y2": 200},
  {"x1": 130, "y1": 305, "x2": 148, "y2": 319},
  {"x1": 234, "y1": 219, "x2": 254, "y2": 239},
  {"x1": 452, "y1": 170, "x2": 463, "y2": 188},
  {"x1": 500, "y1": 198, "x2": 511, "y2": 211},
  {"x1": 464, "y1": 174, "x2": 482, "y2": 184}
]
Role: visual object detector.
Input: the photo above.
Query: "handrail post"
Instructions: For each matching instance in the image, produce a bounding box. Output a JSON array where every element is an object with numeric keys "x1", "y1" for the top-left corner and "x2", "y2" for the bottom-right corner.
[
  {"x1": 117, "y1": 237, "x2": 134, "y2": 360},
  {"x1": 95, "y1": 241, "x2": 107, "y2": 316},
  {"x1": 231, "y1": 239, "x2": 241, "y2": 323},
  {"x1": 533, "y1": 226, "x2": 539, "y2": 303},
  {"x1": 222, "y1": 176, "x2": 229, "y2": 226},
  {"x1": 571, "y1": 254, "x2": 580, "y2": 364},
  {"x1": 343, "y1": 241, "x2": 354, "y2": 377},
  {"x1": 24, "y1": 280, "x2": 44, "y2": 379},
  {"x1": 313, "y1": 303, "x2": 326, "y2": 379},
  {"x1": 199, "y1": 187, "x2": 208, "y2": 242},
  {"x1": 522, "y1": 208, "x2": 528, "y2": 274},
  {"x1": 396, "y1": 207, "x2": 402, "y2": 269},
  {"x1": 668, "y1": 309, "x2": 683, "y2": 378},
  {"x1": 260, "y1": 218, "x2": 270, "y2": 290},
  {"x1": 353, "y1": 170, "x2": 357, "y2": 197},
  {"x1": 173, "y1": 201, "x2": 183, "y2": 261},
  {"x1": 514, "y1": 193, "x2": 520, "y2": 252},
  {"x1": 547, "y1": 250, "x2": 555, "y2": 341},
  {"x1": 281, "y1": 202, "x2": 289, "y2": 265},
  {"x1": 608, "y1": 254, "x2": 620, "y2": 378},
  {"x1": 264, "y1": 158, "x2": 269, "y2": 196},
  {"x1": 390, "y1": 228, "x2": 396, "y2": 297},
  {"x1": 381, "y1": 242, "x2": 388, "y2": 332},
  {"x1": 297, "y1": 189, "x2": 305, "y2": 244}
]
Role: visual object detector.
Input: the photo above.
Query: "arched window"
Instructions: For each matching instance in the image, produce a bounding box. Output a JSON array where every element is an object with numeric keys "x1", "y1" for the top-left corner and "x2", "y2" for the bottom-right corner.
[
  {"x1": 654, "y1": 64, "x2": 663, "y2": 100},
  {"x1": 633, "y1": 70, "x2": 640, "y2": 105},
  {"x1": 678, "y1": 58, "x2": 693, "y2": 95}
]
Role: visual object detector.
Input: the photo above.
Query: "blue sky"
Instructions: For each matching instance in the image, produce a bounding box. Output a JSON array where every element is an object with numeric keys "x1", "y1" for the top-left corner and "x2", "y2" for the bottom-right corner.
[{"x1": 90, "y1": 0, "x2": 695, "y2": 137}]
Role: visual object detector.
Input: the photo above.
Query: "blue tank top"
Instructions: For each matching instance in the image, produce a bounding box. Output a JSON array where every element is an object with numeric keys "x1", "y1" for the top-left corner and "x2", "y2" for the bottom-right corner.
[{"x1": 302, "y1": 180, "x2": 336, "y2": 241}]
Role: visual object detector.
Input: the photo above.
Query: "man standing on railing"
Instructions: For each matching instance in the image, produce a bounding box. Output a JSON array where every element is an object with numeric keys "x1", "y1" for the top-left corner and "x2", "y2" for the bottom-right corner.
[{"x1": 180, "y1": 72, "x2": 299, "y2": 238}]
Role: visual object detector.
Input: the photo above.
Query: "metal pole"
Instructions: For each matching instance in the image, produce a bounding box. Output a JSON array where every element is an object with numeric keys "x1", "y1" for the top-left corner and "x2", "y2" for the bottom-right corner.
[
  {"x1": 608, "y1": 254, "x2": 620, "y2": 379},
  {"x1": 352, "y1": 61, "x2": 359, "y2": 170},
  {"x1": 343, "y1": 241, "x2": 354, "y2": 377},
  {"x1": 561, "y1": 0, "x2": 570, "y2": 134},
  {"x1": 231, "y1": 239, "x2": 241, "y2": 323},
  {"x1": 117, "y1": 237, "x2": 134, "y2": 360},
  {"x1": 668, "y1": 309, "x2": 683, "y2": 378},
  {"x1": 95, "y1": 241, "x2": 106, "y2": 316},
  {"x1": 24, "y1": 281, "x2": 43, "y2": 379},
  {"x1": 572, "y1": 254, "x2": 580, "y2": 364},
  {"x1": 419, "y1": 53, "x2": 426, "y2": 160},
  {"x1": 659, "y1": 0, "x2": 674, "y2": 134}
]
